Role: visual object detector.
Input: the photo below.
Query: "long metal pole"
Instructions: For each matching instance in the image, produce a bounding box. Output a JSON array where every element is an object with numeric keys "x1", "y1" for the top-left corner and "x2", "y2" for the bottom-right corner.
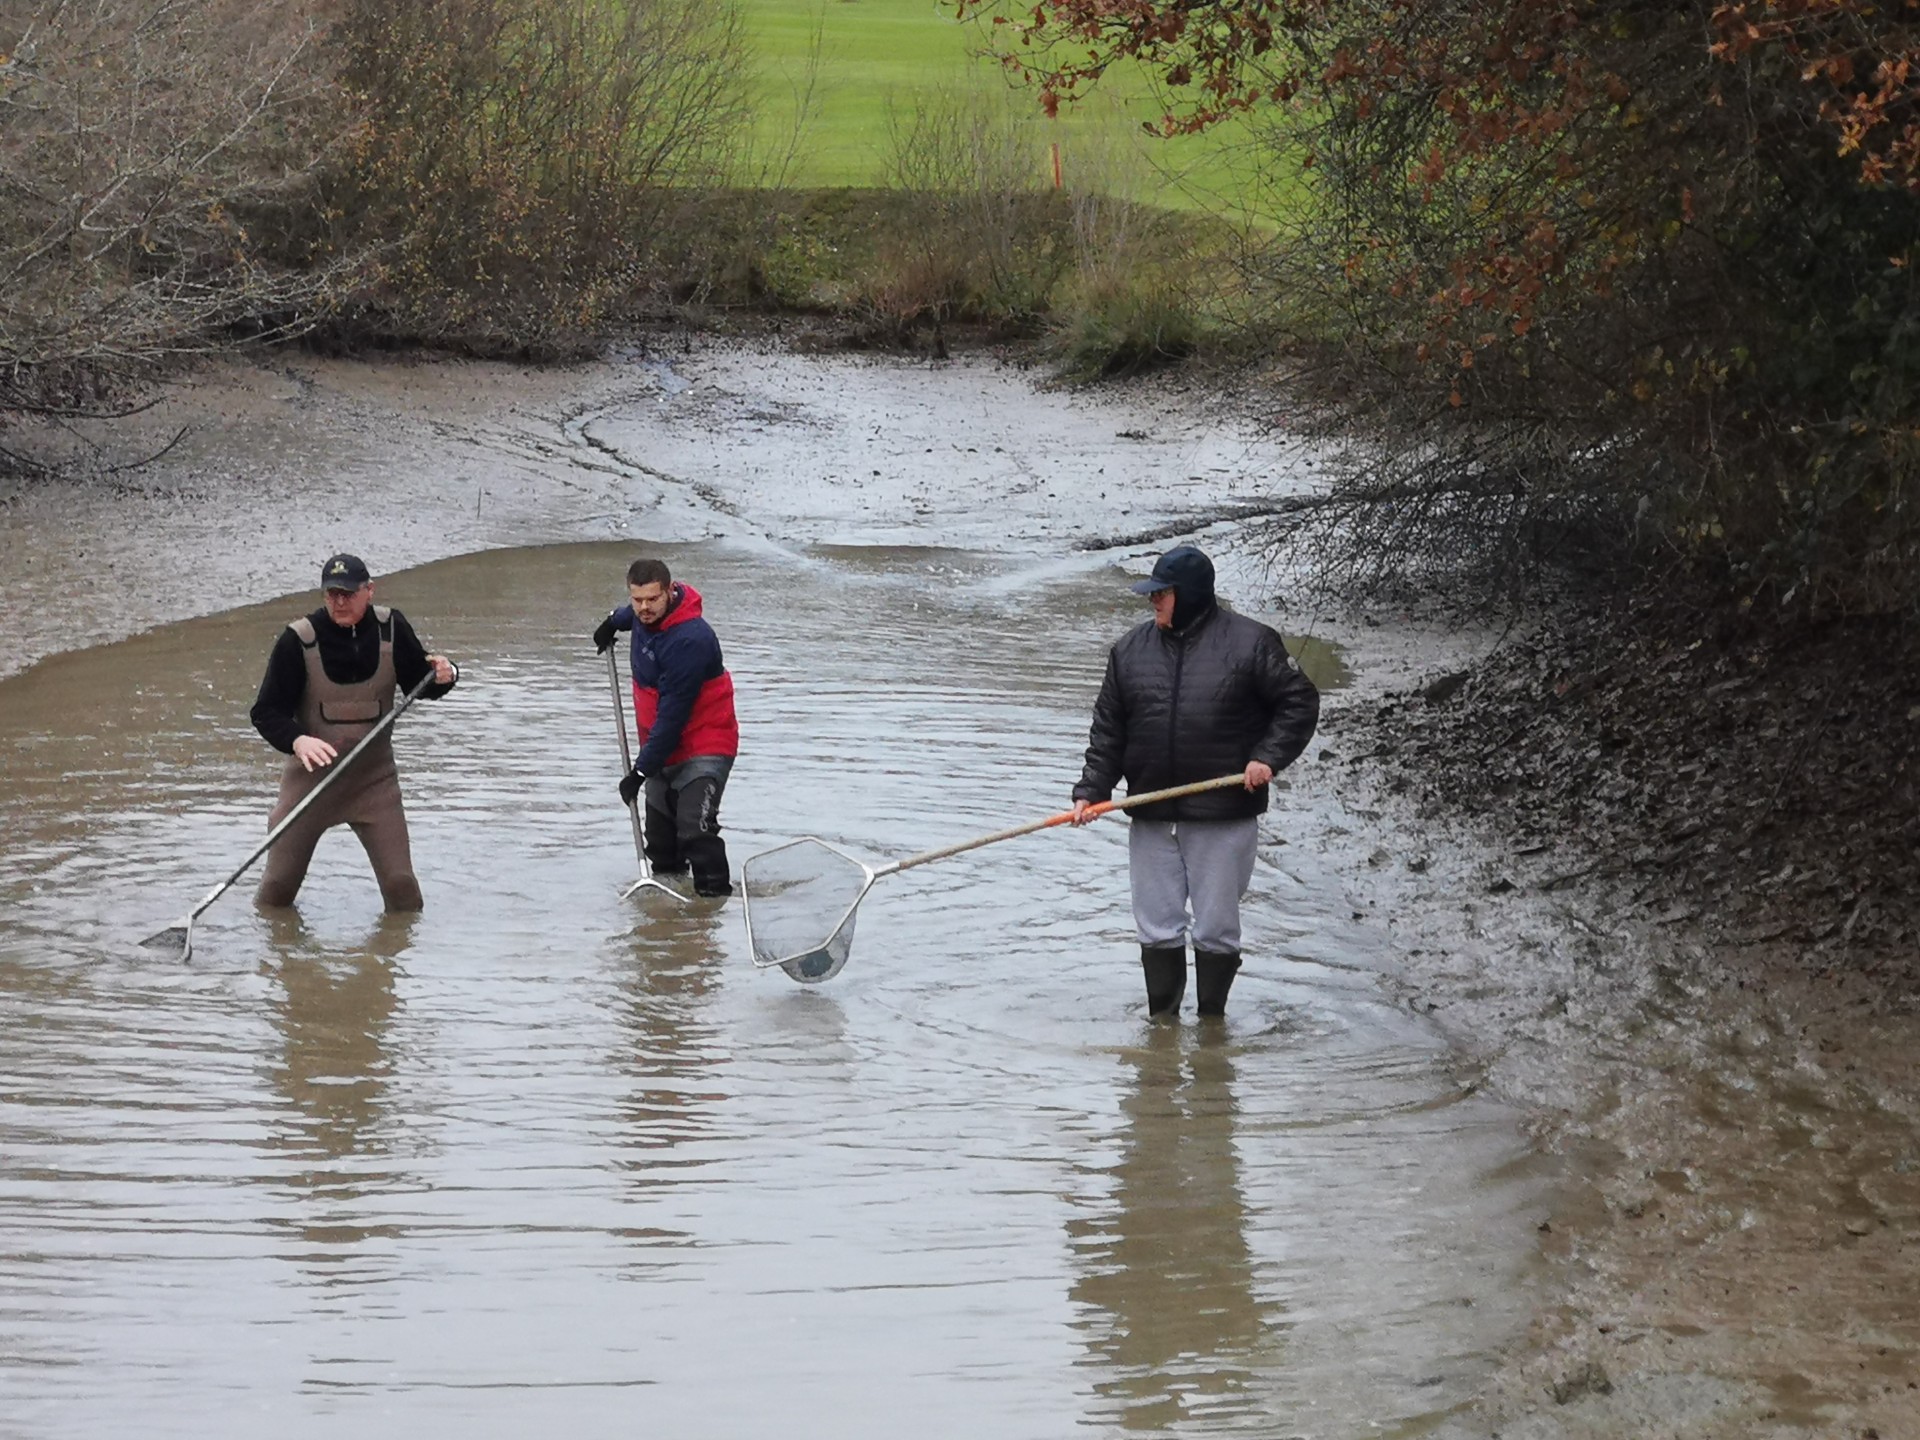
[
  {"x1": 606, "y1": 647, "x2": 649, "y2": 869},
  {"x1": 606, "y1": 646, "x2": 686, "y2": 902}
]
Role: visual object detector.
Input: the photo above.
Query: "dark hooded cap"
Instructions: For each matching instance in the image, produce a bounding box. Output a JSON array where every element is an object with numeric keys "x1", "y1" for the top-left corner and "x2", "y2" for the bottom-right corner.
[{"x1": 1130, "y1": 544, "x2": 1216, "y2": 627}]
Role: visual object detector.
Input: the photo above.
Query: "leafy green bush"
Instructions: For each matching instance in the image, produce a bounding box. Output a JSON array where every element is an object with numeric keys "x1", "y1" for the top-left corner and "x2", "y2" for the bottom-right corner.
[{"x1": 1050, "y1": 272, "x2": 1199, "y2": 379}]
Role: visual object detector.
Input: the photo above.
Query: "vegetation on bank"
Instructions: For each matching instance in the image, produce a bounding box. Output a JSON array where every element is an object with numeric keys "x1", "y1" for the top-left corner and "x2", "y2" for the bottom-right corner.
[
  {"x1": 5, "y1": 0, "x2": 1919, "y2": 625},
  {"x1": 976, "y1": 0, "x2": 1920, "y2": 620},
  {"x1": 662, "y1": 185, "x2": 1227, "y2": 377},
  {"x1": 0, "y1": 0, "x2": 1239, "y2": 454}
]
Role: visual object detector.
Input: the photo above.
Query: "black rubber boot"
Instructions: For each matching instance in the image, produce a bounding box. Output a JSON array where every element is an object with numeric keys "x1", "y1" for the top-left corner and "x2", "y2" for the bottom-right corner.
[
  {"x1": 1194, "y1": 949, "x2": 1242, "y2": 1017},
  {"x1": 679, "y1": 776, "x2": 732, "y2": 897},
  {"x1": 684, "y1": 835, "x2": 732, "y2": 897},
  {"x1": 1140, "y1": 945, "x2": 1187, "y2": 1018}
]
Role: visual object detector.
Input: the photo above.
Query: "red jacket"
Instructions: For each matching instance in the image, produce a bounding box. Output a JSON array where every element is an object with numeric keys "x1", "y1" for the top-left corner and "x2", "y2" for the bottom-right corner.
[{"x1": 618, "y1": 582, "x2": 740, "y2": 770}]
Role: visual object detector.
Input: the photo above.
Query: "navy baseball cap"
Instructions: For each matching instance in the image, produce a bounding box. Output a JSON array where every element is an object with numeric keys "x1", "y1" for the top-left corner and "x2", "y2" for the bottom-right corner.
[
  {"x1": 1129, "y1": 544, "x2": 1213, "y2": 595},
  {"x1": 320, "y1": 553, "x2": 371, "y2": 591}
]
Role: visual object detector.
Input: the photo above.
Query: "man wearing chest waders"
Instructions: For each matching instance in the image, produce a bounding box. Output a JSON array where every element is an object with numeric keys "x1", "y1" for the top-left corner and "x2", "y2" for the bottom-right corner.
[
  {"x1": 249, "y1": 554, "x2": 459, "y2": 910},
  {"x1": 1070, "y1": 545, "x2": 1319, "y2": 1019},
  {"x1": 594, "y1": 558, "x2": 741, "y2": 898}
]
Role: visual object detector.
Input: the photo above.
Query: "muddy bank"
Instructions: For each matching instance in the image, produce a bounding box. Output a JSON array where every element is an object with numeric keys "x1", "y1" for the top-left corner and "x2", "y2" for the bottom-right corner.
[
  {"x1": 1338, "y1": 593, "x2": 1920, "y2": 1438},
  {"x1": 1363, "y1": 597, "x2": 1920, "y2": 957},
  {"x1": 4, "y1": 337, "x2": 1916, "y2": 1436}
]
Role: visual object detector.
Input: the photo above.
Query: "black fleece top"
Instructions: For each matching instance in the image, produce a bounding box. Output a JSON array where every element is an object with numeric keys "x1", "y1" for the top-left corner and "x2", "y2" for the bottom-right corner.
[{"x1": 250, "y1": 606, "x2": 456, "y2": 753}]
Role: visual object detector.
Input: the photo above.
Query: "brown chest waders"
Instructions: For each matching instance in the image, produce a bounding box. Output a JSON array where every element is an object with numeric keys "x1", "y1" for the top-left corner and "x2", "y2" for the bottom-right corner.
[{"x1": 257, "y1": 609, "x2": 423, "y2": 911}]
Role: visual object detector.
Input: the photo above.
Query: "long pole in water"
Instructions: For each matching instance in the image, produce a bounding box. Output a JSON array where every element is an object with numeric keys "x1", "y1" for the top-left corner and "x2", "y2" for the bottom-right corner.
[
  {"x1": 606, "y1": 647, "x2": 650, "y2": 871},
  {"x1": 142, "y1": 671, "x2": 436, "y2": 961},
  {"x1": 606, "y1": 646, "x2": 687, "y2": 903}
]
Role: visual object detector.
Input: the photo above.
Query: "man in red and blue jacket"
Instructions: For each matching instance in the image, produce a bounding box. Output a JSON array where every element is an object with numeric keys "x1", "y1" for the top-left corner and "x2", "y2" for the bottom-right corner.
[{"x1": 593, "y1": 558, "x2": 741, "y2": 896}]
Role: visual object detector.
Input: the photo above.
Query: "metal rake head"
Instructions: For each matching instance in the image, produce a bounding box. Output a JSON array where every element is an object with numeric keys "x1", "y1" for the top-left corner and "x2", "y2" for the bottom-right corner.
[
  {"x1": 621, "y1": 873, "x2": 691, "y2": 903},
  {"x1": 140, "y1": 921, "x2": 194, "y2": 962}
]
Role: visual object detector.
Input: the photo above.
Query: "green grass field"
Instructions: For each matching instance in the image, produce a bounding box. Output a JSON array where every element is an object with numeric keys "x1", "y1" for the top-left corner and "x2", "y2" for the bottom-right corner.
[{"x1": 737, "y1": 0, "x2": 1269, "y2": 215}]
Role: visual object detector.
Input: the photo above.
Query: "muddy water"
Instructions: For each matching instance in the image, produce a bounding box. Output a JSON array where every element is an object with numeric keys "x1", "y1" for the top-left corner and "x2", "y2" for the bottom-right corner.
[{"x1": 1, "y1": 541, "x2": 1550, "y2": 1437}]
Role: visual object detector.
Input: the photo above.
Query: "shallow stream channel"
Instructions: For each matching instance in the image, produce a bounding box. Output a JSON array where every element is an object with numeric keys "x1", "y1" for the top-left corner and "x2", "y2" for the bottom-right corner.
[{"x1": 1, "y1": 349, "x2": 1558, "y2": 1438}]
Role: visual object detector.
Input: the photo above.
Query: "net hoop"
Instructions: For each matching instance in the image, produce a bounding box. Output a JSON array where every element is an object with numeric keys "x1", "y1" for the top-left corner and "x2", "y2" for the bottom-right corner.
[{"x1": 740, "y1": 836, "x2": 876, "y2": 985}]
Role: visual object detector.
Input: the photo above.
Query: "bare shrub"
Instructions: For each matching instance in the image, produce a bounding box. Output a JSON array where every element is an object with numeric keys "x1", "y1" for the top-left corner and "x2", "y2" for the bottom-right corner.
[
  {"x1": 1050, "y1": 162, "x2": 1208, "y2": 378},
  {"x1": 871, "y1": 83, "x2": 1071, "y2": 332},
  {"x1": 330, "y1": 0, "x2": 749, "y2": 351},
  {"x1": 1049, "y1": 265, "x2": 1199, "y2": 379},
  {"x1": 0, "y1": 0, "x2": 355, "y2": 443},
  {"x1": 666, "y1": 12, "x2": 827, "y2": 313},
  {"x1": 1255, "y1": 426, "x2": 1636, "y2": 611}
]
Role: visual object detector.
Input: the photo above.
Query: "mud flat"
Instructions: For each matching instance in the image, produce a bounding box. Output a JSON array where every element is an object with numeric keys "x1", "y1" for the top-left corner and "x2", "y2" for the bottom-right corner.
[{"x1": 0, "y1": 342, "x2": 1335, "y2": 678}]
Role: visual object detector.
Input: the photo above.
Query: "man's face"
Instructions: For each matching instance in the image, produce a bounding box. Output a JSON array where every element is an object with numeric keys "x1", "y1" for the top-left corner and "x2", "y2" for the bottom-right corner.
[
  {"x1": 1149, "y1": 587, "x2": 1177, "y2": 629},
  {"x1": 324, "y1": 582, "x2": 373, "y2": 628},
  {"x1": 630, "y1": 581, "x2": 672, "y2": 627}
]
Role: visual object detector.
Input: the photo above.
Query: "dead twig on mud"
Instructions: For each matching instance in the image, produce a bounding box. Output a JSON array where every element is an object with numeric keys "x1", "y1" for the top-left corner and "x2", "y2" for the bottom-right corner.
[{"x1": 1078, "y1": 495, "x2": 1339, "y2": 552}]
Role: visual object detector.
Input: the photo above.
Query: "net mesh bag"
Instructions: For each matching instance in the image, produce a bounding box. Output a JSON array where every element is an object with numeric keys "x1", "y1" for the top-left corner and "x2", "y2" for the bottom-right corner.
[{"x1": 740, "y1": 838, "x2": 872, "y2": 985}]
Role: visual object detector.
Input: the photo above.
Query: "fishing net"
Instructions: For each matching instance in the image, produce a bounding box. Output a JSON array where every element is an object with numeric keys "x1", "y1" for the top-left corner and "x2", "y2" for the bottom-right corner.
[{"x1": 740, "y1": 838, "x2": 874, "y2": 985}]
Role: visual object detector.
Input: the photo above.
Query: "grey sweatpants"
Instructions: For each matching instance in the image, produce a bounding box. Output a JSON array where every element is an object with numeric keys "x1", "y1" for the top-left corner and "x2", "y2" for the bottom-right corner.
[{"x1": 1128, "y1": 817, "x2": 1259, "y2": 954}]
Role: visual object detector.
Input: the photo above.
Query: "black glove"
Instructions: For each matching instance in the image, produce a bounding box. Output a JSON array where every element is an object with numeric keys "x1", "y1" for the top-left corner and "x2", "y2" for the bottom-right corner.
[
  {"x1": 618, "y1": 767, "x2": 646, "y2": 807},
  {"x1": 593, "y1": 616, "x2": 618, "y2": 654}
]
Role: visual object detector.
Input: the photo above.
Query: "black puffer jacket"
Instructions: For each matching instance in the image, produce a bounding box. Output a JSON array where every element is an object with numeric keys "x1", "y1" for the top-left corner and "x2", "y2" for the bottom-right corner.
[{"x1": 1073, "y1": 604, "x2": 1320, "y2": 822}]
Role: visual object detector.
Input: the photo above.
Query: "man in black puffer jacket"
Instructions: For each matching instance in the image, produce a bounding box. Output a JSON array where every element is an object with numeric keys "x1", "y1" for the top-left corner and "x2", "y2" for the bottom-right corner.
[{"x1": 1071, "y1": 545, "x2": 1319, "y2": 1019}]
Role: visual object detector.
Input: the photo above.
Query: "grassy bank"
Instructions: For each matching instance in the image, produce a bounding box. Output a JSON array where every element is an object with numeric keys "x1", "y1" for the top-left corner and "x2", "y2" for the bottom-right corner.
[{"x1": 737, "y1": 0, "x2": 1266, "y2": 216}]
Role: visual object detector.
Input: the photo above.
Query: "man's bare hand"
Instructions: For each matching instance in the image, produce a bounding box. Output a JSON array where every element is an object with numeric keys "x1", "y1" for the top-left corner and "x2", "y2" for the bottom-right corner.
[
  {"x1": 292, "y1": 735, "x2": 337, "y2": 772},
  {"x1": 1070, "y1": 799, "x2": 1097, "y2": 826},
  {"x1": 1244, "y1": 760, "x2": 1274, "y2": 790},
  {"x1": 427, "y1": 653, "x2": 456, "y2": 685}
]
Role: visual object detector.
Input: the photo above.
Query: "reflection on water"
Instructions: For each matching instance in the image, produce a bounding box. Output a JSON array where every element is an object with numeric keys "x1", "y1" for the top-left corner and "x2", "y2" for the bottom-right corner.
[
  {"x1": 263, "y1": 911, "x2": 410, "y2": 1274},
  {"x1": 0, "y1": 540, "x2": 1552, "y2": 1438},
  {"x1": 612, "y1": 902, "x2": 727, "y2": 1169},
  {"x1": 1071, "y1": 1028, "x2": 1282, "y2": 1431}
]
